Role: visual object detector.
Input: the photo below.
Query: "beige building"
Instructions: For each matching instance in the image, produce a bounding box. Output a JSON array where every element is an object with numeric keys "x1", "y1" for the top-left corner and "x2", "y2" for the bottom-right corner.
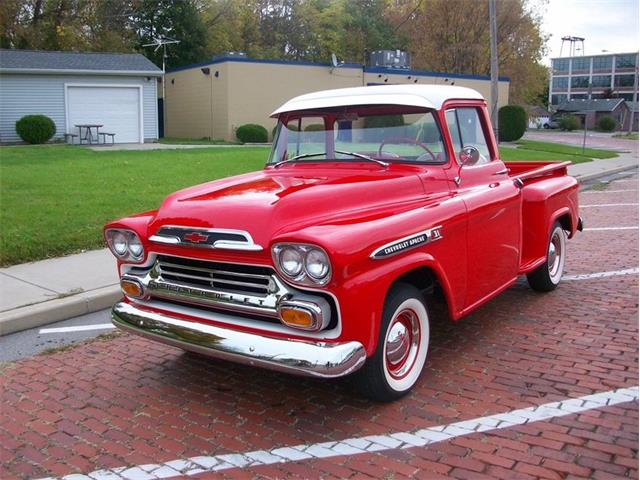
[{"x1": 163, "y1": 56, "x2": 510, "y2": 141}]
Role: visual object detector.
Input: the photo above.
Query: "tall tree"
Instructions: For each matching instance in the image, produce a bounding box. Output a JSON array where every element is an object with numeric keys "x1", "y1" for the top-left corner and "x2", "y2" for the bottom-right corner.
[{"x1": 132, "y1": 0, "x2": 208, "y2": 69}]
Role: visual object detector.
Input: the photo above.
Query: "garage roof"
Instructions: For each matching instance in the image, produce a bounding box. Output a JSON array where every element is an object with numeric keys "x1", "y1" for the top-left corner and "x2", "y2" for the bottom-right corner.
[
  {"x1": 0, "y1": 49, "x2": 163, "y2": 76},
  {"x1": 271, "y1": 84, "x2": 484, "y2": 116}
]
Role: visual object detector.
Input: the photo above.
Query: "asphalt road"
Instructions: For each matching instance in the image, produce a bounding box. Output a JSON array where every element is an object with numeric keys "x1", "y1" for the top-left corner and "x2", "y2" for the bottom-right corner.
[{"x1": 0, "y1": 308, "x2": 112, "y2": 362}]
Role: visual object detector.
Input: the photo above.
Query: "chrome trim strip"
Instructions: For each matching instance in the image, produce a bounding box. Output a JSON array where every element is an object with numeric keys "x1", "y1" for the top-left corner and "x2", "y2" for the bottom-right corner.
[
  {"x1": 370, "y1": 226, "x2": 443, "y2": 259},
  {"x1": 149, "y1": 234, "x2": 180, "y2": 245},
  {"x1": 112, "y1": 301, "x2": 365, "y2": 378},
  {"x1": 150, "y1": 225, "x2": 263, "y2": 252}
]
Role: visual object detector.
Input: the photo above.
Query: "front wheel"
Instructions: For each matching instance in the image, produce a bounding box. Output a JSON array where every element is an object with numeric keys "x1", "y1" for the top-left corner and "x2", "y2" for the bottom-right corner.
[
  {"x1": 354, "y1": 284, "x2": 430, "y2": 402},
  {"x1": 527, "y1": 222, "x2": 566, "y2": 292}
]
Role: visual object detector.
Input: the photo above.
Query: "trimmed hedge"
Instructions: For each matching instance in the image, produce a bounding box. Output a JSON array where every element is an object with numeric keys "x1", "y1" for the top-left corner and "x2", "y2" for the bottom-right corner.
[
  {"x1": 304, "y1": 124, "x2": 325, "y2": 132},
  {"x1": 597, "y1": 115, "x2": 617, "y2": 132},
  {"x1": 498, "y1": 105, "x2": 526, "y2": 142},
  {"x1": 15, "y1": 114, "x2": 56, "y2": 144},
  {"x1": 236, "y1": 123, "x2": 268, "y2": 143},
  {"x1": 559, "y1": 114, "x2": 580, "y2": 131}
]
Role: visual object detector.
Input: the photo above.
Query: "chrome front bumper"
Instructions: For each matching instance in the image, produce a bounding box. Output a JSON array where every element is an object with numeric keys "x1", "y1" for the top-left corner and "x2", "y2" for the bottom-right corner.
[{"x1": 111, "y1": 301, "x2": 366, "y2": 378}]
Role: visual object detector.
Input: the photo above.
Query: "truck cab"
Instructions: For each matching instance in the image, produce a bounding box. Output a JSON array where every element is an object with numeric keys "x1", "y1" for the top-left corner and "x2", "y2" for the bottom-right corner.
[{"x1": 106, "y1": 85, "x2": 581, "y2": 401}]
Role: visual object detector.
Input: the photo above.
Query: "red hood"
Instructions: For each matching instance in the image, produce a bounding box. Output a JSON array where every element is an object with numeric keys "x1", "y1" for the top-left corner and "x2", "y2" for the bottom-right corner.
[{"x1": 148, "y1": 163, "x2": 427, "y2": 247}]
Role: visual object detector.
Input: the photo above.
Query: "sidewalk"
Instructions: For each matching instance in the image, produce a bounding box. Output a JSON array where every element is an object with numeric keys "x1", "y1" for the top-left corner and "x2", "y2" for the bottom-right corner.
[{"x1": 1, "y1": 154, "x2": 637, "y2": 336}]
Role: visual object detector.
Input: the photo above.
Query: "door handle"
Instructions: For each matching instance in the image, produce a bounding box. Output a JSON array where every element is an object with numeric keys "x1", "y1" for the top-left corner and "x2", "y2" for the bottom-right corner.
[{"x1": 493, "y1": 168, "x2": 509, "y2": 175}]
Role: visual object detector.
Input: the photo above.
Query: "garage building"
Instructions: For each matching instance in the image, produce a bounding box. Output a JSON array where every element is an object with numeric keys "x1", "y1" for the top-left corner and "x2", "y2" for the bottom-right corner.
[
  {"x1": 0, "y1": 49, "x2": 162, "y2": 144},
  {"x1": 163, "y1": 54, "x2": 510, "y2": 142}
]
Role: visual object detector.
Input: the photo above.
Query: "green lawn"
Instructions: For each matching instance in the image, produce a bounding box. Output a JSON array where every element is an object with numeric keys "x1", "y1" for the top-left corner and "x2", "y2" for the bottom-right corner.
[
  {"x1": 158, "y1": 137, "x2": 242, "y2": 145},
  {"x1": 0, "y1": 145, "x2": 269, "y2": 266},
  {"x1": 498, "y1": 145, "x2": 592, "y2": 163},
  {"x1": 0, "y1": 140, "x2": 620, "y2": 266},
  {"x1": 514, "y1": 139, "x2": 620, "y2": 159}
]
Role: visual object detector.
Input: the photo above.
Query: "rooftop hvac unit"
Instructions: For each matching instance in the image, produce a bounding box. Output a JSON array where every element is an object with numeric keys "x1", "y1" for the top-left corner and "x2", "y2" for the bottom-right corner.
[{"x1": 369, "y1": 50, "x2": 411, "y2": 69}]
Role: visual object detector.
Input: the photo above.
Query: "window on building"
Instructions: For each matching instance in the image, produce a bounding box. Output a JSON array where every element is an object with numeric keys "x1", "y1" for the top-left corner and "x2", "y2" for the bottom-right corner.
[
  {"x1": 591, "y1": 75, "x2": 612, "y2": 87},
  {"x1": 551, "y1": 94, "x2": 568, "y2": 105},
  {"x1": 572, "y1": 57, "x2": 591, "y2": 71},
  {"x1": 615, "y1": 54, "x2": 637, "y2": 69},
  {"x1": 571, "y1": 94, "x2": 588, "y2": 100},
  {"x1": 552, "y1": 77, "x2": 569, "y2": 89},
  {"x1": 571, "y1": 76, "x2": 590, "y2": 88},
  {"x1": 553, "y1": 59, "x2": 570, "y2": 72},
  {"x1": 618, "y1": 93, "x2": 635, "y2": 101},
  {"x1": 593, "y1": 55, "x2": 613, "y2": 70},
  {"x1": 615, "y1": 74, "x2": 636, "y2": 87}
]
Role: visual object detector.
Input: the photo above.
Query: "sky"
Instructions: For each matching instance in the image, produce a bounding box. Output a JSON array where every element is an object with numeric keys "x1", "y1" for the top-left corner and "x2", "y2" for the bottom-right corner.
[{"x1": 539, "y1": 0, "x2": 639, "y2": 63}]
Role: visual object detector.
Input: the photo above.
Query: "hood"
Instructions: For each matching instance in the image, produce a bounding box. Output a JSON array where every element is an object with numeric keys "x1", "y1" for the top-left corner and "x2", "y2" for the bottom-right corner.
[{"x1": 148, "y1": 163, "x2": 427, "y2": 247}]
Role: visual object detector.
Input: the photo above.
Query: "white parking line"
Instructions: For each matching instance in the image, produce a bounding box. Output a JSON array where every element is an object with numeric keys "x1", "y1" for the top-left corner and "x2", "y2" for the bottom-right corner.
[
  {"x1": 584, "y1": 226, "x2": 639, "y2": 231},
  {"x1": 583, "y1": 189, "x2": 638, "y2": 194},
  {"x1": 563, "y1": 268, "x2": 639, "y2": 281},
  {"x1": 39, "y1": 386, "x2": 638, "y2": 480},
  {"x1": 39, "y1": 324, "x2": 115, "y2": 334},
  {"x1": 580, "y1": 203, "x2": 638, "y2": 208}
]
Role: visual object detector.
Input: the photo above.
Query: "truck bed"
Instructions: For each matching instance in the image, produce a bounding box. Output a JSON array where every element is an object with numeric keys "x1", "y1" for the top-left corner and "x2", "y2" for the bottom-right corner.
[{"x1": 506, "y1": 160, "x2": 572, "y2": 183}]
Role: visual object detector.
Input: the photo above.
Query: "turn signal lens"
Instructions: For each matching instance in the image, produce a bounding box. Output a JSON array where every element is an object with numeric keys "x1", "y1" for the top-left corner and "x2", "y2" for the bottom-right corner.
[
  {"x1": 279, "y1": 307, "x2": 314, "y2": 329},
  {"x1": 121, "y1": 279, "x2": 143, "y2": 298}
]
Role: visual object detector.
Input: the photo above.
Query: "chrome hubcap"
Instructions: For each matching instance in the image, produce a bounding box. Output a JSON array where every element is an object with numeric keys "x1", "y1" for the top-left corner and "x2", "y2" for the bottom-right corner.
[
  {"x1": 385, "y1": 309, "x2": 420, "y2": 379},
  {"x1": 548, "y1": 231, "x2": 562, "y2": 277}
]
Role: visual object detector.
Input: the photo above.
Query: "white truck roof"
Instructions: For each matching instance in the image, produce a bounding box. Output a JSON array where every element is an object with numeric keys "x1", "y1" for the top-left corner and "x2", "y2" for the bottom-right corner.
[{"x1": 271, "y1": 84, "x2": 484, "y2": 116}]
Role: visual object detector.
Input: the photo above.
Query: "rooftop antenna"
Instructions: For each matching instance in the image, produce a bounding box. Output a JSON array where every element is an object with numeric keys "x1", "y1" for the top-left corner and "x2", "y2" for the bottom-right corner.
[{"x1": 560, "y1": 36, "x2": 585, "y2": 57}]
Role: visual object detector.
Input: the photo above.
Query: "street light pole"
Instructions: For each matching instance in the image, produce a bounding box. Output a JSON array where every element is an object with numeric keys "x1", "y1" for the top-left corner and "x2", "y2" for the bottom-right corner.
[
  {"x1": 629, "y1": 62, "x2": 638, "y2": 134},
  {"x1": 489, "y1": 0, "x2": 499, "y2": 140}
]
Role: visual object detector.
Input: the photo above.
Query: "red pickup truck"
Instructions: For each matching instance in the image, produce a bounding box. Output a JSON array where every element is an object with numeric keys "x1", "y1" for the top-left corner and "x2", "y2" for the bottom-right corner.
[{"x1": 106, "y1": 85, "x2": 582, "y2": 401}]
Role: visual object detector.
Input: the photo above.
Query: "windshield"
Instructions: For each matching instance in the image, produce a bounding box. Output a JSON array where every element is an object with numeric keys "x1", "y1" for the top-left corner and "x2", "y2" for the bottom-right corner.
[{"x1": 268, "y1": 108, "x2": 447, "y2": 165}]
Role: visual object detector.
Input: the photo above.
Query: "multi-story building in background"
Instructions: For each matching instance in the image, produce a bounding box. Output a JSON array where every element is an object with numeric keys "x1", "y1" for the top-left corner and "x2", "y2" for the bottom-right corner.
[{"x1": 549, "y1": 52, "x2": 638, "y2": 107}]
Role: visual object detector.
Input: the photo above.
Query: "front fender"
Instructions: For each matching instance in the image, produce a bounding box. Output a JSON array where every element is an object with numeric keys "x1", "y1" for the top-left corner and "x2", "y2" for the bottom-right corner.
[{"x1": 334, "y1": 250, "x2": 458, "y2": 356}]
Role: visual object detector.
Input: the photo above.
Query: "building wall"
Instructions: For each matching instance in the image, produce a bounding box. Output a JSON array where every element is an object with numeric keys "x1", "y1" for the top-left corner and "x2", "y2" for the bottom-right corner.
[
  {"x1": 549, "y1": 52, "x2": 638, "y2": 107},
  {"x1": 0, "y1": 73, "x2": 158, "y2": 143},
  {"x1": 165, "y1": 59, "x2": 511, "y2": 141}
]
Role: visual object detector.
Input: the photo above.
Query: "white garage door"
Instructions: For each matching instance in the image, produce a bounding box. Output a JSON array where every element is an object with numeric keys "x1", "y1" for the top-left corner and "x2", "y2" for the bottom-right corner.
[{"x1": 67, "y1": 86, "x2": 141, "y2": 143}]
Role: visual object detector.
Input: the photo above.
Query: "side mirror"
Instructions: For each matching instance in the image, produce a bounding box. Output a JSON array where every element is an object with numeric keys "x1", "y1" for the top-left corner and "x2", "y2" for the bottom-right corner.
[{"x1": 459, "y1": 145, "x2": 480, "y2": 166}]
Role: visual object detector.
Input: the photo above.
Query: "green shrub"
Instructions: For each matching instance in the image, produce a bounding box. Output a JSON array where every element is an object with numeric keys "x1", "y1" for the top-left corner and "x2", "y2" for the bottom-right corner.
[
  {"x1": 236, "y1": 124, "x2": 268, "y2": 143},
  {"x1": 597, "y1": 115, "x2": 617, "y2": 132},
  {"x1": 304, "y1": 124, "x2": 325, "y2": 132},
  {"x1": 498, "y1": 105, "x2": 527, "y2": 142},
  {"x1": 15, "y1": 114, "x2": 56, "y2": 144},
  {"x1": 558, "y1": 114, "x2": 580, "y2": 131}
]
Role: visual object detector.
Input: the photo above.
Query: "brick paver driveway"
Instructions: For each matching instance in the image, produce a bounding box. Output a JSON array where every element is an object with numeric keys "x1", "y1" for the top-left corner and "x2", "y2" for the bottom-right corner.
[{"x1": 1, "y1": 175, "x2": 638, "y2": 480}]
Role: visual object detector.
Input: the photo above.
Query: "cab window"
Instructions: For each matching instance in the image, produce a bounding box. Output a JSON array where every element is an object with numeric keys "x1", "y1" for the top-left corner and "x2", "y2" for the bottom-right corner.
[{"x1": 445, "y1": 107, "x2": 491, "y2": 165}]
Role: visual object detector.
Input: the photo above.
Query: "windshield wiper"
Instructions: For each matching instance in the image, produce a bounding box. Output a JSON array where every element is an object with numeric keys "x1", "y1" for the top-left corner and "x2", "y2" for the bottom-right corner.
[
  {"x1": 335, "y1": 150, "x2": 389, "y2": 167},
  {"x1": 272, "y1": 152, "x2": 326, "y2": 168}
]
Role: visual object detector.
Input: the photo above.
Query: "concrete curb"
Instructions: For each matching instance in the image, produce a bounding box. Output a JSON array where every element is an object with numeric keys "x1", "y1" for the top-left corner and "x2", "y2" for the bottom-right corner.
[
  {"x1": 575, "y1": 165, "x2": 639, "y2": 184},
  {"x1": 0, "y1": 285, "x2": 121, "y2": 336}
]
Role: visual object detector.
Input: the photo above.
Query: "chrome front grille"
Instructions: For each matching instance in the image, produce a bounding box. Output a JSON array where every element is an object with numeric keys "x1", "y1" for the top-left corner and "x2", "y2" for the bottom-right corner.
[{"x1": 156, "y1": 255, "x2": 273, "y2": 296}]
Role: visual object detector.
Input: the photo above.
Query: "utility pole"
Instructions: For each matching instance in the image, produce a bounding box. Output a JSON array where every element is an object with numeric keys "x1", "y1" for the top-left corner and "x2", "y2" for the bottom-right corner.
[
  {"x1": 143, "y1": 36, "x2": 180, "y2": 138},
  {"x1": 489, "y1": 0, "x2": 499, "y2": 139}
]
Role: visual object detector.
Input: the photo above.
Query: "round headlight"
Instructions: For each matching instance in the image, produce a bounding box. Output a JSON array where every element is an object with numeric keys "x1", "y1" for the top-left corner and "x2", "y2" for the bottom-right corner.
[
  {"x1": 128, "y1": 234, "x2": 144, "y2": 258},
  {"x1": 112, "y1": 231, "x2": 128, "y2": 256},
  {"x1": 305, "y1": 249, "x2": 330, "y2": 280},
  {"x1": 280, "y1": 247, "x2": 303, "y2": 276}
]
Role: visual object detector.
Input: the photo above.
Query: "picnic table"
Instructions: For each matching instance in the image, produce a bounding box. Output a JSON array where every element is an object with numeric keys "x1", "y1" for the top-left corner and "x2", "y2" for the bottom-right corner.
[{"x1": 75, "y1": 124, "x2": 103, "y2": 145}]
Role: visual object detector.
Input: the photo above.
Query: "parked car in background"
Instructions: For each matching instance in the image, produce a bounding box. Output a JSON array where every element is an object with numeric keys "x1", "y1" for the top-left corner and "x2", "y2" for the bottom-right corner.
[
  {"x1": 106, "y1": 85, "x2": 582, "y2": 401},
  {"x1": 543, "y1": 113, "x2": 562, "y2": 129}
]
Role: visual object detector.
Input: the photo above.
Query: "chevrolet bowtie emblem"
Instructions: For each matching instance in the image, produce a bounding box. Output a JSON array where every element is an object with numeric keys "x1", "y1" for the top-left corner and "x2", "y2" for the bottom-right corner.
[{"x1": 183, "y1": 232, "x2": 209, "y2": 243}]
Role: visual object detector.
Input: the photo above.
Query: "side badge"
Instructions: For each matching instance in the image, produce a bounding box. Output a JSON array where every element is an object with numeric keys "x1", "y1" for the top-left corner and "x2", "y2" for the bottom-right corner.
[{"x1": 371, "y1": 226, "x2": 442, "y2": 259}]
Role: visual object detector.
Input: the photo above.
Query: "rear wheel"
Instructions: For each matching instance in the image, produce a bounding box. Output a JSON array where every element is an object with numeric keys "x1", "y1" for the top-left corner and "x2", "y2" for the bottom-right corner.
[
  {"x1": 354, "y1": 284, "x2": 430, "y2": 402},
  {"x1": 527, "y1": 222, "x2": 566, "y2": 292}
]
